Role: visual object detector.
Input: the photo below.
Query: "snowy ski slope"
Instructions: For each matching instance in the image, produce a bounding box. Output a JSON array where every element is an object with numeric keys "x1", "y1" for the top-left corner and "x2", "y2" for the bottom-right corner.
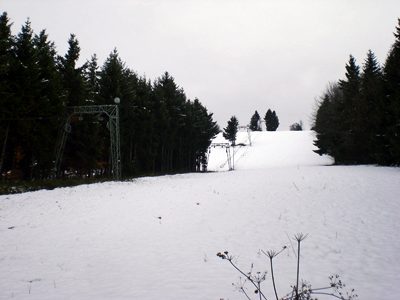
[{"x1": 0, "y1": 131, "x2": 399, "y2": 300}]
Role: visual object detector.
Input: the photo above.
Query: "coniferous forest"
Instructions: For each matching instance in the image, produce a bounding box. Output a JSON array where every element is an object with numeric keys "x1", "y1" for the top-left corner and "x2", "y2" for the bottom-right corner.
[
  {"x1": 313, "y1": 19, "x2": 400, "y2": 165},
  {"x1": 0, "y1": 12, "x2": 220, "y2": 181}
]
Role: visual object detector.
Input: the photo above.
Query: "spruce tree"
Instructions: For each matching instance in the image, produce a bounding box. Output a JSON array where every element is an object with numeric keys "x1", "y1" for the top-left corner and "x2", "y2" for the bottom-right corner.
[
  {"x1": 264, "y1": 109, "x2": 272, "y2": 131},
  {"x1": 131, "y1": 76, "x2": 157, "y2": 173},
  {"x1": 84, "y1": 54, "x2": 100, "y2": 102},
  {"x1": 32, "y1": 29, "x2": 63, "y2": 177},
  {"x1": 185, "y1": 99, "x2": 220, "y2": 171},
  {"x1": 11, "y1": 19, "x2": 42, "y2": 179},
  {"x1": 249, "y1": 110, "x2": 261, "y2": 131},
  {"x1": 153, "y1": 72, "x2": 182, "y2": 172},
  {"x1": 58, "y1": 34, "x2": 93, "y2": 176},
  {"x1": 0, "y1": 12, "x2": 14, "y2": 175},
  {"x1": 223, "y1": 116, "x2": 239, "y2": 146},
  {"x1": 336, "y1": 55, "x2": 361, "y2": 163},
  {"x1": 264, "y1": 109, "x2": 279, "y2": 131},
  {"x1": 312, "y1": 83, "x2": 343, "y2": 157},
  {"x1": 99, "y1": 49, "x2": 138, "y2": 176},
  {"x1": 0, "y1": 12, "x2": 14, "y2": 119},
  {"x1": 359, "y1": 50, "x2": 384, "y2": 163},
  {"x1": 383, "y1": 18, "x2": 400, "y2": 164},
  {"x1": 271, "y1": 110, "x2": 279, "y2": 131},
  {"x1": 58, "y1": 34, "x2": 86, "y2": 106}
]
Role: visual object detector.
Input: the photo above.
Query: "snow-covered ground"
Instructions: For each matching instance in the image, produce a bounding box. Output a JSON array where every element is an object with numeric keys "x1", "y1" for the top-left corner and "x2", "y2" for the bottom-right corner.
[{"x1": 1, "y1": 131, "x2": 399, "y2": 300}]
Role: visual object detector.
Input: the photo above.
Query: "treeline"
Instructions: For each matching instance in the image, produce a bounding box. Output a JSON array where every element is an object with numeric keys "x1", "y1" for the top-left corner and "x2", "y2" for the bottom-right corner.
[
  {"x1": 0, "y1": 12, "x2": 220, "y2": 180},
  {"x1": 312, "y1": 19, "x2": 400, "y2": 165}
]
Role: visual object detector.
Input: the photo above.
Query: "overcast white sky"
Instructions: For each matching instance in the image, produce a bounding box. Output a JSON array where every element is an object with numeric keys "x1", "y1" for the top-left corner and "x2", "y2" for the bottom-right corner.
[{"x1": 2, "y1": 0, "x2": 400, "y2": 129}]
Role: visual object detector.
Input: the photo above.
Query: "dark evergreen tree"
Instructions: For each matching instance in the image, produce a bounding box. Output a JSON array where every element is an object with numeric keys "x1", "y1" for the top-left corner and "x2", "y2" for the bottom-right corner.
[
  {"x1": 264, "y1": 109, "x2": 273, "y2": 131},
  {"x1": 383, "y1": 18, "x2": 400, "y2": 164},
  {"x1": 264, "y1": 109, "x2": 279, "y2": 131},
  {"x1": 98, "y1": 49, "x2": 138, "y2": 176},
  {"x1": 9, "y1": 19, "x2": 43, "y2": 179},
  {"x1": 58, "y1": 34, "x2": 86, "y2": 106},
  {"x1": 249, "y1": 110, "x2": 261, "y2": 131},
  {"x1": 127, "y1": 76, "x2": 157, "y2": 174},
  {"x1": 271, "y1": 110, "x2": 279, "y2": 131},
  {"x1": 183, "y1": 98, "x2": 220, "y2": 171},
  {"x1": 313, "y1": 56, "x2": 361, "y2": 164},
  {"x1": 31, "y1": 29, "x2": 63, "y2": 177},
  {"x1": 84, "y1": 54, "x2": 100, "y2": 102},
  {"x1": 335, "y1": 55, "x2": 361, "y2": 163},
  {"x1": 153, "y1": 72, "x2": 180, "y2": 172},
  {"x1": 223, "y1": 116, "x2": 239, "y2": 145},
  {"x1": 359, "y1": 50, "x2": 384, "y2": 163},
  {"x1": 0, "y1": 12, "x2": 14, "y2": 119},
  {"x1": 58, "y1": 34, "x2": 94, "y2": 176},
  {"x1": 98, "y1": 49, "x2": 129, "y2": 104},
  {"x1": 1, "y1": 17, "x2": 62, "y2": 178},
  {"x1": 312, "y1": 83, "x2": 343, "y2": 157},
  {"x1": 0, "y1": 12, "x2": 14, "y2": 175}
]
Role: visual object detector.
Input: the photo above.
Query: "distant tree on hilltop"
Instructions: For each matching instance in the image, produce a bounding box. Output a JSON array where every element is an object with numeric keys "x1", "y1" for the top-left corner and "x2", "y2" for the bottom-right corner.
[
  {"x1": 249, "y1": 110, "x2": 262, "y2": 131},
  {"x1": 290, "y1": 121, "x2": 303, "y2": 131},
  {"x1": 223, "y1": 116, "x2": 239, "y2": 146},
  {"x1": 264, "y1": 109, "x2": 279, "y2": 131}
]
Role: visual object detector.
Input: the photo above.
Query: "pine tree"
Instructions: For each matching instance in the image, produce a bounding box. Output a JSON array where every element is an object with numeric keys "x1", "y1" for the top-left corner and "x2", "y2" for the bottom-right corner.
[
  {"x1": 0, "y1": 12, "x2": 14, "y2": 175},
  {"x1": 32, "y1": 29, "x2": 63, "y2": 177},
  {"x1": 223, "y1": 116, "x2": 239, "y2": 145},
  {"x1": 58, "y1": 34, "x2": 86, "y2": 106},
  {"x1": 184, "y1": 99, "x2": 220, "y2": 171},
  {"x1": 383, "y1": 18, "x2": 400, "y2": 164},
  {"x1": 99, "y1": 49, "x2": 138, "y2": 176},
  {"x1": 153, "y1": 72, "x2": 181, "y2": 172},
  {"x1": 264, "y1": 109, "x2": 279, "y2": 131},
  {"x1": 10, "y1": 19, "x2": 43, "y2": 179},
  {"x1": 271, "y1": 110, "x2": 279, "y2": 131},
  {"x1": 2, "y1": 17, "x2": 63, "y2": 178},
  {"x1": 336, "y1": 55, "x2": 361, "y2": 163},
  {"x1": 249, "y1": 110, "x2": 261, "y2": 131},
  {"x1": 0, "y1": 12, "x2": 14, "y2": 119},
  {"x1": 98, "y1": 48, "x2": 128, "y2": 104},
  {"x1": 359, "y1": 50, "x2": 384, "y2": 163},
  {"x1": 84, "y1": 54, "x2": 100, "y2": 102},
  {"x1": 264, "y1": 109, "x2": 273, "y2": 131},
  {"x1": 131, "y1": 76, "x2": 158, "y2": 173},
  {"x1": 58, "y1": 34, "x2": 94, "y2": 176},
  {"x1": 312, "y1": 83, "x2": 343, "y2": 157}
]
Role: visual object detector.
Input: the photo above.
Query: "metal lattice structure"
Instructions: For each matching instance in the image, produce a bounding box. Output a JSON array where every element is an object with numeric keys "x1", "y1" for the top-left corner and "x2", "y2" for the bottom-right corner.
[
  {"x1": 238, "y1": 125, "x2": 252, "y2": 146},
  {"x1": 209, "y1": 142, "x2": 233, "y2": 170},
  {"x1": 54, "y1": 105, "x2": 121, "y2": 180}
]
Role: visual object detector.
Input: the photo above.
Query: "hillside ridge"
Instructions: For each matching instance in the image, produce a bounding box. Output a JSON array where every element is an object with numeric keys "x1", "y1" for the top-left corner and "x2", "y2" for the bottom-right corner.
[{"x1": 208, "y1": 130, "x2": 333, "y2": 171}]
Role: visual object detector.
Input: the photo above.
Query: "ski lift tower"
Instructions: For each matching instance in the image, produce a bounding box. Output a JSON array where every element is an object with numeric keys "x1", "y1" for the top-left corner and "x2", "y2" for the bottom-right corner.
[
  {"x1": 209, "y1": 142, "x2": 233, "y2": 171},
  {"x1": 54, "y1": 97, "x2": 121, "y2": 180},
  {"x1": 238, "y1": 125, "x2": 252, "y2": 146}
]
